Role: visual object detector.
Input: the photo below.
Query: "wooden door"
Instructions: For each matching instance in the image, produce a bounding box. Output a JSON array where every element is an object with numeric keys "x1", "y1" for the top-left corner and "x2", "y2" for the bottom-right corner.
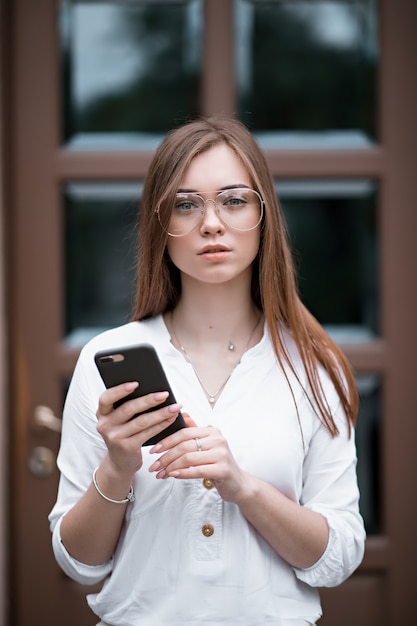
[
  {"x1": 8, "y1": 0, "x2": 416, "y2": 624},
  {"x1": 10, "y1": 1, "x2": 97, "y2": 623}
]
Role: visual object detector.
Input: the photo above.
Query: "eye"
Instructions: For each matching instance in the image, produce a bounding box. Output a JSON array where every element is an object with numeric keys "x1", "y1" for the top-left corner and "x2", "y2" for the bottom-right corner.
[
  {"x1": 176, "y1": 201, "x2": 194, "y2": 212},
  {"x1": 221, "y1": 190, "x2": 247, "y2": 208},
  {"x1": 174, "y1": 196, "x2": 200, "y2": 213}
]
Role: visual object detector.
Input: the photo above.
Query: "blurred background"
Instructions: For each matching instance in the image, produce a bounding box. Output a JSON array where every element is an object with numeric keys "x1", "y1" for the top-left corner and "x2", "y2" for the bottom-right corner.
[{"x1": 0, "y1": 0, "x2": 416, "y2": 624}]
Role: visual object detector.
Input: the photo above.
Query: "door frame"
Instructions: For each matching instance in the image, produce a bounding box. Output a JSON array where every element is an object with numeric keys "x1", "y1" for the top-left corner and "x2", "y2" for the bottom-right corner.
[{"x1": 0, "y1": 0, "x2": 11, "y2": 623}]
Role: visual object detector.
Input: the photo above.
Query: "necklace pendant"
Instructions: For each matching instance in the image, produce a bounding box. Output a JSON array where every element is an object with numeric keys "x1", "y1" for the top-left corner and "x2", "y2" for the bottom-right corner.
[{"x1": 170, "y1": 310, "x2": 262, "y2": 409}]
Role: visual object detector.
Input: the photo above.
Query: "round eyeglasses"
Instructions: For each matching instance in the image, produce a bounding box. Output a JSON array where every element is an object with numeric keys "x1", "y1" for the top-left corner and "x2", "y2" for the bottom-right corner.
[{"x1": 156, "y1": 187, "x2": 264, "y2": 237}]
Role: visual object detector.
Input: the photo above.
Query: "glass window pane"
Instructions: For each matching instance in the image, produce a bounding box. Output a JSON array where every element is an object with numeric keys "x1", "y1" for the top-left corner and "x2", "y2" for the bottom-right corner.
[
  {"x1": 356, "y1": 374, "x2": 381, "y2": 535},
  {"x1": 235, "y1": 0, "x2": 379, "y2": 148},
  {"x1": 60, "y1": 0, "x2": 203, "y2": 149},
  {"x1": 64, "y1": 182, "x2": 140, "y2": 346},
  {"x1": 278, "y1": 179, "x2": 379, "y2": 339}
]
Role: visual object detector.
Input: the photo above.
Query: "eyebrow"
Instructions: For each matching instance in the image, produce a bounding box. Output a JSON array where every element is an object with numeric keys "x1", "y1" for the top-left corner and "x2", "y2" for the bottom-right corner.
[{"x1": 177, "y1": 184, "x2": 251, "y2": 193}]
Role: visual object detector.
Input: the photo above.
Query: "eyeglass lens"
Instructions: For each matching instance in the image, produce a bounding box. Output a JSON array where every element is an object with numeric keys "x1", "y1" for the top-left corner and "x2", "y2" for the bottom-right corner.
[{"x1": 160, "y1": 188, "x2": 263, "y2": 237}]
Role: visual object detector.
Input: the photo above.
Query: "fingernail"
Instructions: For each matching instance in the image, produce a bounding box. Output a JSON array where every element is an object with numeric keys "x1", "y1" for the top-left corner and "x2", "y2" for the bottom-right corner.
[
  {"x1": 154, "y1": 391, "x2": 169, "y2": 402},
  {"x1": 124, "y1": 382, "x2": 139, "y2": 391},
  {"x1": 149, "y1": 443, "x2": 163, "y2": 454},
  {"x1": 148, "y1": 460, "x2": 160, "y2": 472},
  {"x1": 168, "y1": 403, "x2": 182, "y2": 414}
]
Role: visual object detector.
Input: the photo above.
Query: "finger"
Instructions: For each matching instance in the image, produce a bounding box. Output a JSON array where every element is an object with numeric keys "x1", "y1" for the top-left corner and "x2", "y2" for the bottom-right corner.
[
  {"x1": 149, "y1": 425, "x2": 206, "y2": 454},
  {"x1": 149, "y1": 435, "x2": 211, "y2": 475},
  {"x1": 161, "y1": 447, "x2": 219, "y2": 479},
  {"x1": 149, "y1": 423, "x2": 218, "y2": 457},
  {"x1": 134, "y1": 410, "x2": 181, "y2": 447},
  {"x1": 98, "y1": 382, "x2": 139, "y2": 416},
  {"x1": 98, "y1": 404, "x2": 182, "y2": 453},
  {"x1": 166, "y1": 465, "x2": 216, "y2": 480},
  {"x1": 98, "y1": 386, "x2": 171, "y2": 424},
  {"x1": 129, "y1": 402, "x2": 182, "y2": 435},
  {"x1": 183, "y1": 412, "x2": 198, "y2": 428}
]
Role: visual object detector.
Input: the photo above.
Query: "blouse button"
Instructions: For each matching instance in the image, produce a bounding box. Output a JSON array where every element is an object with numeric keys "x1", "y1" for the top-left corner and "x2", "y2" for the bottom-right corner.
[
  {"x1": 203, "y1": 478, "x2": 214, "y2": 490},
  {"x1": 202, "y1": 524, "x2": 214, "y2": 537}
]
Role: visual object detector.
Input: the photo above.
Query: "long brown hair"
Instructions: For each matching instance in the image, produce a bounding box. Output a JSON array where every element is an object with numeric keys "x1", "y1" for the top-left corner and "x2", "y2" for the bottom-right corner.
[{"x1": 133, "y1": 116, "x2": 358, "y2": 436}]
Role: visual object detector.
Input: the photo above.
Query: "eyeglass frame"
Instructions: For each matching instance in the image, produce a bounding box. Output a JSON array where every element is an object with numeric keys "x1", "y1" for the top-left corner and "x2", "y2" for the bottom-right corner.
[{"x1": 156, "y1": 187, "x2": 265, "y2": 238}]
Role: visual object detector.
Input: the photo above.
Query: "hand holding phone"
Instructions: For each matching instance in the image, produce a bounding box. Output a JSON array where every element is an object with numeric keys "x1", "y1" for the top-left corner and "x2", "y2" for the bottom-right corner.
[{"x1": 95, "y1": 343, "x2": 186, "y2": 446}]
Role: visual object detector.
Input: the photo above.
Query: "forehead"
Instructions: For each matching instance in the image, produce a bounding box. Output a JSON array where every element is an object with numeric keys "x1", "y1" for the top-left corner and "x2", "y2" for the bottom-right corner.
[{"x1": 180, "y1": 144, "x2": 252, "y2": 191}]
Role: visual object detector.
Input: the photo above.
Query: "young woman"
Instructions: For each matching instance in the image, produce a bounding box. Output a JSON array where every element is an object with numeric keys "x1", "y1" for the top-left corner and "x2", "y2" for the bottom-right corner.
[{"x1": 49, "y1": 116, "x2": 365, "y2": 626}]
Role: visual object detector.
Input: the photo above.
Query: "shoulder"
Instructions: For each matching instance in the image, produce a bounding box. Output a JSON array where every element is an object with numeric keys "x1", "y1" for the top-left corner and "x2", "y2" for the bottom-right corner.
[
  {"x1": 77, "y1": 315, "x2": 168, "y2": 366},
  {"x1": 276, "y1": 324, "x2": 342, "y2": 389},
  {"x1": 271, "y1": 323, "x2": 347, "y2": 428}
]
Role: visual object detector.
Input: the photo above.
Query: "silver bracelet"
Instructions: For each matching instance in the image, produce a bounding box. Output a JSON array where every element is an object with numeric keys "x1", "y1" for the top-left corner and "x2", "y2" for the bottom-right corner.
[{"x1": 92, "y1": 467, "x2": 135, "y2": 504}]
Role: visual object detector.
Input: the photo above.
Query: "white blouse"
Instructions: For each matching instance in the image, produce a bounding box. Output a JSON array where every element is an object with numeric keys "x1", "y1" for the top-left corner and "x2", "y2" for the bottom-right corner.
[{"x1": 49, "y1": 315, "x2": 365, "y2": 626}]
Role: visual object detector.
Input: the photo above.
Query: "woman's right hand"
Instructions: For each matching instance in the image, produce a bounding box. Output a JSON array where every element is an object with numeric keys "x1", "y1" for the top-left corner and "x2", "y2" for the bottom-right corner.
[
  {"x1": 96, "y1": 382, "x2": 183, "y2": 476},
  {"x1": 59, "y1": 382, "x2": 182, "y2": 566}
]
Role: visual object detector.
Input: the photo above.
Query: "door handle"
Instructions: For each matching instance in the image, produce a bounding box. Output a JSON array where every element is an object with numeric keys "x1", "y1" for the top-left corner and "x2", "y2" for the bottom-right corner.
[{"x1": 33, "y1": 405, "x2": 62, "y2": 433}]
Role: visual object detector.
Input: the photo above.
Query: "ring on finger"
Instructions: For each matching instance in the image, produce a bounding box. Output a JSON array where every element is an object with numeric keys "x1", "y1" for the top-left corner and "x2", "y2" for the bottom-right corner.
[{"x1": 194, "y1": 437, "x2": 202, "y2": 452}]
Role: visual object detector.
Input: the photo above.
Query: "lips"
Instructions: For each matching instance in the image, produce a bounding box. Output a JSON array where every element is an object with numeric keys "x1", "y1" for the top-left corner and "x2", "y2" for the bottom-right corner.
[{"x1": 198, "y1": 245, "x2": 230, "y2": 255}]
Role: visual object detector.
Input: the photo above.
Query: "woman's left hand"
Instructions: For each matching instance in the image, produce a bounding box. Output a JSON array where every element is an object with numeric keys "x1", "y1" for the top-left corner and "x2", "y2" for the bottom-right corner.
[
  {"x1": 149, "y1": 414, "x2": 330, "y2": 570},
  {"x1": 148, "y1": 413, "x2": 245, "y2": 503}
]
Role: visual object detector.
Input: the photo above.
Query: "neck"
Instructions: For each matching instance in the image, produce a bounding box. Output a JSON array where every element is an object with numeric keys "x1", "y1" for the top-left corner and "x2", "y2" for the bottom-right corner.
[
  {"x1": 166, "y1": 278, "x2": 263, "y2": 407},
  {"x1": 169, "y1": 280, "x2": 259, "y2": 348},
  {"x1": 169, "y1": 300, "x2": 262, "y2": 406}
]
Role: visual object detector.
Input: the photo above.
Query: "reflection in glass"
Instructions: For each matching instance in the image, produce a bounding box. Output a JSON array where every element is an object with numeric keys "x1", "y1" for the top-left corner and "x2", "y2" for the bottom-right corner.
[
  {"x1": 64, "y1": 183, "x2": 141, "y2": 345},
  {"x1": 235, "y1": 0, "x2": 378, "y2": 147},
  {"x1": 60, "y1": 0, "x2": 203, "y2": 148},
  {"x1": 278, "y1": 179, "x2": 378, "y2": 338},
  {"x1": 355, "y1": 374, "x2": 381, "y2": 535}
]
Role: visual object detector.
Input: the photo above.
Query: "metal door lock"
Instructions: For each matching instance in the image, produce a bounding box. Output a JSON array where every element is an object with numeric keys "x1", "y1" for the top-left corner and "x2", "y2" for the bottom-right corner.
[{"x1": 28, "y1": 446, "x2": 56, "y2": 478}]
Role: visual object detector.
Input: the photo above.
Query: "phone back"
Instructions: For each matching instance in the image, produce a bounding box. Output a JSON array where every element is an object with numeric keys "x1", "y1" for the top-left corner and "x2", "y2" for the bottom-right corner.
[{"x1": 95, "y1": 343, "x2": 186, "y2": 445}]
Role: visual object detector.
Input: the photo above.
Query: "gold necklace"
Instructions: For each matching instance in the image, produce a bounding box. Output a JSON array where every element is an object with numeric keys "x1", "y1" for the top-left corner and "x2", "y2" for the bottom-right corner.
[{"x1": 170, "y1": 311, "x2": 262, "y2": 405}]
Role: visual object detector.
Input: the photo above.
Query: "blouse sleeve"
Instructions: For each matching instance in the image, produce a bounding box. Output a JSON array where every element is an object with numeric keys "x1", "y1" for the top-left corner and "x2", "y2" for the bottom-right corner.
[
  {"x1": 293, "y1": 391, "x2": 366, "y2": 588},
  {"x1": 48, "y1": 344, "x2": 114, "y2": 585},
  {"x1": 51, "y1": 515, "x2": 113, "y2": 585}
]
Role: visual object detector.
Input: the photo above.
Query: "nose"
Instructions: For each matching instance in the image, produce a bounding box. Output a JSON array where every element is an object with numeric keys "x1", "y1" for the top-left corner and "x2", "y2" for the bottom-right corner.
[{"x1": 199, "y1": 199, "x2": 225, "y2": 234}]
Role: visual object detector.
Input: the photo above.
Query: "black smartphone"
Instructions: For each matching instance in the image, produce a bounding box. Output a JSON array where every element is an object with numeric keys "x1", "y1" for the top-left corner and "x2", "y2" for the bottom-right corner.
[{"x1": 94, "y1": 343, "x2": 186, "y2": 446}]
